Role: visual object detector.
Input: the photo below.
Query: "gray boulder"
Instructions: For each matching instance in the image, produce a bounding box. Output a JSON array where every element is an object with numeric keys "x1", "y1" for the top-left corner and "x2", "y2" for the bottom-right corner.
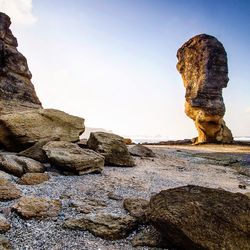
[
  {"x1": 129, "y1": 145, "x2": 155, "y2": 157},
  {"x1": 43, "y1": 141, "x2": 104, "y2": 175},
  {"x1": 87, "y1": 132, "x2": 135, "y2": 167}
]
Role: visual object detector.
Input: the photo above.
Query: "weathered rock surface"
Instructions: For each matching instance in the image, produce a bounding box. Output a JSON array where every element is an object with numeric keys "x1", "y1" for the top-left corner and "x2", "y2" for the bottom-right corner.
[
  {"x1": 0, "y1": 109, "x2": 85, "y2": 151},
  {"x1": 0, "y1": 214, "x2": 11, "y2": 233},
  {"x1": 17, "y1": 172, "x2": 50, "y2": 185},
  {"x1": 0, "y1": 178, "x2": 21, "y2": 201},
  {"x1": 18, "y1": 138, "x2": 59, "y2": 163},
  {"x1": 43, "y1": 141, "x2": 104, "y2": 175},
  {"x1": 128, "y1": 145, "x2": 155, "y2": 157},
  {"x1": 0, "y1": 12, "x2": 42, "y2": 115},
  {"x1": 0, "y1": 235, "x2": 12, "y2": 250},
  {"x1": 0, "y1": 154, "x2": 45, "y2": 177},
  {"x1": 147, "y1": 185, "x2": 250, "y2": 250},
  {"x1": 64, "y1": 213, "x2": 137, "y2": 240},
  {"x1": 177, "y1": 34, "x2": 233, "y2": 144},
  {"x1": 131, "y1": 225, "x2": 164, "y2": 248},
  {"x1": 12, "y1": 196, "x2": 61, "y2": 219},
  {"x1": 123, "y1": 197, "x2": 149, "y2": 222},
  {"x1": 0, "y1": 170, "x2": 12, "y2": 181},
  {"x1": 87, "y1": 132, "x2": 135, "y2": 167}
]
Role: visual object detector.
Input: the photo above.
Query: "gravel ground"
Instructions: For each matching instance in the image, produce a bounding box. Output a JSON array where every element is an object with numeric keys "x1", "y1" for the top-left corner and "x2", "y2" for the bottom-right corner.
[{"x1": 1, "y1": 145, "x2": 250, "y2": 250}]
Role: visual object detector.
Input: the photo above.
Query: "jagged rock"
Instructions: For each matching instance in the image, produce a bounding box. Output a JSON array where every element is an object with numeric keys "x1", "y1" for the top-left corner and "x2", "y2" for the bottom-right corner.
[
  {"x1": 0, "y1": 154, "x2": 45, "y2": 177},
  {"x1": 87, "y1": 132, "x2": 135, "y2": 167},
  {"x1": 0, "y1": 178, "x2": 21, "y2": 201},
  {"x1": 12, "y1": 196, "x2": 61, "y2": 219},
  {"x1": 177, "y1": 34, "x2": 233, "y2": 144},
  {"x1": 131, "y1": 225, "x2": 164, "y2": 248},
  {"x1": 0, "y1": 214, "x2": 11, "y2": 233},
  {"x1": 64, "y1": 213, "x2": 138, "y2": 240},
  {"x1": 147, "y1": 185, "x2": 250, "y2": 250},
  {"x1": 43, "y1": 141, "x2": 104, "y2": 175},
  {"x1": 128, "y1": 145, "x2": 155, "y2": 157},
  {"x1": 18, "y1": 138, "x2": 59, "y2": 163},
  {"x1": 17, "y1": 173, "x2": 50, "y2": 185},
  {"x1": 0, "y1": 12, "x2": 42, "y2": 115},
  {"x1": 0, "y1": 235, "x2": 12, "y2": 250},
  {"x1": 123, "y1": 197, "x2": 149, "y2": 222},
  {"x1": 0, "y1": 109, "x2": 85, "y2": 151}
]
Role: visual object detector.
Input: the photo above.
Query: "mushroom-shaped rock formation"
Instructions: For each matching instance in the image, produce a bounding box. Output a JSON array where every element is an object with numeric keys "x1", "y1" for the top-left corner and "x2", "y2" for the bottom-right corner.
[
  {"x1": 177, "y1": 34, "x2": 233, "y2": 144},
  {"x1": 0, "y1": 12, "x2": 42, "y2": 115}
]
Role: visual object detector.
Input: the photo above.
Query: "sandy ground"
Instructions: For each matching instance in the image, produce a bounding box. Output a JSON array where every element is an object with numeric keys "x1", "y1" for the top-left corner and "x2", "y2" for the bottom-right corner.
[{"x1": 2, "y1": 144, "x2": 250, "y2": 249}]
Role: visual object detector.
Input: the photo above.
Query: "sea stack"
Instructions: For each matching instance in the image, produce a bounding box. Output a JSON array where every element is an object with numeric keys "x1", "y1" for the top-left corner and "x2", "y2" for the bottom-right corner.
[
  {"x1": 0, "y1": 12, "x2": 42, "y2": 115},
  {"x1": 177, "y1": 34, "x2": 233, "y2": 144}
]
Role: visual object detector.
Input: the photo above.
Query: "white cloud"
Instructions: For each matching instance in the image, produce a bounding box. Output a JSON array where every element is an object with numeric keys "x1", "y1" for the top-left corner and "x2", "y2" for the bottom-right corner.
[{"x1": 0, "y1": 0, "x2": 37, "y2": 25}]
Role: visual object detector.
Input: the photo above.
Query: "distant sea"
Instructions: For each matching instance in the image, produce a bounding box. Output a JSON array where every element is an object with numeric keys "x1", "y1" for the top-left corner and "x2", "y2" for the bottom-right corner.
[{"x1": 132, "y1": 136, "x2": 250, "y2": 144}]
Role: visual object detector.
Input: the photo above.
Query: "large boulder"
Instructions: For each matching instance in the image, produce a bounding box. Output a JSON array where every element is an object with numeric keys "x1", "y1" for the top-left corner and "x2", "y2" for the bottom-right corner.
[
  {"x1": 147, "y1": 185, "x2": 250, "y2": 250},
  {"x1": 64, "y1": 213, "x2": 138, "y2": 240},
  {"x1": 0, "y1": 109, "x2": 85, "y2": 151},
  {"x1": 43, "y1": 141, "x2": 104, "y2": 175},
  {"x1": 177, "y1": 34, "x2": 233, "y2": 144},
  {"x1": 87, "y1": 132, "x2": 135, "y2": 167},
  {"x1": 0, "y1": 154, "x2": 45, "y2": 177},
  {"x1": 0, "y1": 12, "x2": 42, "y2": 115}
]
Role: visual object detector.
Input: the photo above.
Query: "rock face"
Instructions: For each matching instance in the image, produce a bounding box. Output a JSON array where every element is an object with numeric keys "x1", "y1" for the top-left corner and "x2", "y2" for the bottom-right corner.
[
  {"x1": 0, "y1": 109, "x2": 85, "y2": 151},
  {"x1": 64, "y1": 213, "x2": 137, "y2": 240},
  {"x1": 128, "y1": 145, "x2": 155, "y2": 157},
  {"x1": 0, "y1": 178, "x2": 21, "y2": 201},
  {"x1": 0, "y1": 154, "x2": 45, "y2": 177},
  {"x1": 177, "y1": 34, "x2": 233, "y2": 144},
  {"x1": 43, "y1": 141, "x2": 104, "y2": 175},
  {"x1": 13, "y1": 196, "x2": 61, "y2": 219},
  {"x1": 147, "y1": 185, "x2": 250, "y2": 250},
  {"x1": 0, "y1": 12, "x2": 42, "y2": 115},
  {"x1": 87, "y1": 132, "x2": 135, "y2": 167}
]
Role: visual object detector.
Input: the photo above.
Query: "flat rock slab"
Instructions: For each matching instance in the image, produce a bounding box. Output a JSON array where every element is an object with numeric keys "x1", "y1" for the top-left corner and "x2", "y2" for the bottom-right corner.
[
  {"x1": 0, "y1": 154, "x2": 45, "y2": 177},
  {"x1": 0, "y1": 109, "x2": 85, "y2": 152},
  {"x1": 43, "y1": 141, "x2": 104, "y2": 175},
  {"x1": 17, "y1": 173, "x2": 50, "y2": 185},
  {"x1": 147, "y1": 185, "x2": 250, "y2": 250},
  {"x1": 64, "y1": 213, "x2": 138, "y2": 240},
  {"x1": 0, "y1": 178, "x2": 21, "y2": 201},
  {"x1": 128, "y1": 145, "x2": 155, "y2": 157},
  {"x1": 87, "y1": 132, "x2": 135, "y2": 167},
  {"x1": 12, "y1": 196, "x2": 61, "y2": 219}
]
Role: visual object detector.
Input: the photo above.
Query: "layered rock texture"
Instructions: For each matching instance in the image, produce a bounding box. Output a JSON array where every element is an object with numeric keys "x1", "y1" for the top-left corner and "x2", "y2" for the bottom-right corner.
[
  {"x1": 0, "y1": 12, "x2": 42, "y2": 115},
  {"x1": 177, "y1": 34, "x2": 233, "y2": 143}
]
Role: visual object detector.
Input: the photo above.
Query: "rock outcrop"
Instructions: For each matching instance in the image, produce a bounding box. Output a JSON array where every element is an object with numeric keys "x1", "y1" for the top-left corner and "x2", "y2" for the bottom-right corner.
[
  {"x1": 177, "y1": 34, "x2": 233, "y2": 144},
  {"x1": 43, "y1": 141, "x2": 104, "y2": 175},
  {"x1": 0, "y1": 109, "x2": 85, "y2": 151},
  {"x1": 147, "y1": 185, "x2": 250, "y2": 250},
  {"x1": 0, "y1": 12, "x2": 42, "y2": 115},
  {"x1": 0, "y1": 154, "x2": 45, "y2": 177},
  {"x1": 87, "y1": 132, "x2": 135, "y2": 167}
]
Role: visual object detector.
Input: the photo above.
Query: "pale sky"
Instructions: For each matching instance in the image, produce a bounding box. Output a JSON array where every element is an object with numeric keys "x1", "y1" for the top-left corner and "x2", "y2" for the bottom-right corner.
[{"x1": 1, "y1": 0, "x2": 250, "y2": 139}]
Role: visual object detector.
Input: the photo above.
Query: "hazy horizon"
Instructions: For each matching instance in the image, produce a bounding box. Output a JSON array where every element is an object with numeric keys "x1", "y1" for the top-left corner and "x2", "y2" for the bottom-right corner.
[{"x1": 1, "y1": 0, "x2": 249, "y2": 139}]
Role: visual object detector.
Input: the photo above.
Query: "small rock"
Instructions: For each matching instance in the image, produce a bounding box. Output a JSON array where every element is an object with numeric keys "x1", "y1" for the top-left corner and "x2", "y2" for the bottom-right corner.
[
  {"x1": 43, "y1": 141, "x2": 104, "y2": 175},
  {"x1": 128, "y1": 145, "x2": 155, "y2": 157},
  {"x1": 239, "y1": 184, "x2": 247, "y2": 189},
  {"x1": 64, "y1": 213, "x2": 138, "y2": 240},
  {"x1": 0, "y1": 214, "x2": 11, "y2": 233},
  {"x1": 0, "y1": 154, "x2": 45, "y2": 177},
  {"x1": 107, "y1": 192, "x2": 123, "y2": 201},
  {"x1": 17, "y1": 173, "x2": 50, "y2": 185},
  {"x1": 12, "y1": 196, "x2": 61, "y2": 219},
  {"x1": 0, "y1": 235, "x2": 12, "y2": 250},
  {"x1": 123, "y1": 197, "x2": 149, "y2": 222},
  {"x1": 87, "y1": 132, "x2": 135, "y2": 167},
  {"x1": 0, "y1": 178, "x2": 21, "y2": 201}
]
